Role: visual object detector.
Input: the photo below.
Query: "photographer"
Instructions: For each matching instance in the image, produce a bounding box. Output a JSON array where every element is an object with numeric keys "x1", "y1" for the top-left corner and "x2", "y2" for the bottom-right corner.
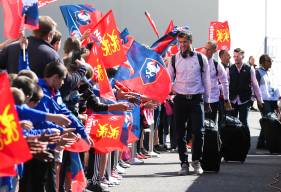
[{"x1": 60, "y1": 49, "x2": 88, "y2": 115}]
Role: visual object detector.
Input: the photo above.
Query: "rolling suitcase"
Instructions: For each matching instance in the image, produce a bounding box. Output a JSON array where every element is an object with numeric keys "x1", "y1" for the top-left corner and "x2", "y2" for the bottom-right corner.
[
  {"x1": 220, "y1": 115, "x2": 250, "y2": 163},
  {"x1": 201, "y1": 119, "x2": 221, "y2": 172},
  {"x1": 260, "y1": 113, "x2": 281, "y2": 154}
]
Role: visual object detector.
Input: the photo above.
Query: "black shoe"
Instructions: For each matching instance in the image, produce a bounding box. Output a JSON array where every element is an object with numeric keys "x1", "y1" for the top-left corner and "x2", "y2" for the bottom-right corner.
[
  {"x1": 153, "y1": 149, "x2": 160, "y2": 154},
  {"x1": 256, "y1": 143, "x2": 267, "y2": 150},
  {"x1": 154, "y1": 145, "x2": 167, "y2": 152},
  {"x1": 84, "y1": 189, "x2": 94, "y2": 192},
  {"x1": 168, "y1": 147, "x2": 178, "y2": 153},
  {"x1": 141, "y1": 148, "x2": 149, "y2": 155},
  {"x1": 250, "y1": 107, "x2": 259, "y2": 112},
  {"x1": 87, "y1": 182, "x2": 109, "y2": 192}
]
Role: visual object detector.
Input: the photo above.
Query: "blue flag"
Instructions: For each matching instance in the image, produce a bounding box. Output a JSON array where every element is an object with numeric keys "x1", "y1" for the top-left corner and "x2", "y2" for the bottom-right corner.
[
  {"x1": 22, "y1": 0, "x2": 39, "y2": 29},
  {"x1": 131, "y1": 105, "x2": 141, "y2": 139},
  {"x1": 115, "y1": 41, "x2": 171, "y2": 102},
  {"x1": 68, "y1": 152, "x2": 87, "y2": 191},
  {"x1": 150, "y1": 26, "x2": 190, "y2": 56},
  {"x1": 60, "y1": 4, "x2": 98, "y2": 38}
]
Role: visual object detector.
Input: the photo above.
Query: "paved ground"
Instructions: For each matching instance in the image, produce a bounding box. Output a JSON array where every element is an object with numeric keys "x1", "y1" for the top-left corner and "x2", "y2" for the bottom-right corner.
[{"x1": 111, "y1": 111, "x2": 281, "y2": 192}]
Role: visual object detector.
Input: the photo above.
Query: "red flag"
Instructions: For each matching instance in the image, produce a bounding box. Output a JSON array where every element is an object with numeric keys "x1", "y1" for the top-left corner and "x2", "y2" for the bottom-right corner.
[
  {"x1": 195, "y1": 47, "x2": 205, "y2": 54},
  {"x1": 0, "y1": 166, "x2": 16, "y2": 177},
  {"x1": 0, "y1": 73, "x2": 32, "y2": 170},
  {"x1": 144, "y1": 11, "x2": 159, "y2": 38},
  {"x1": 1, "y1": 0, "x2": 39, "y2": 39},
  {"x1": 87, "y1": 44, "x2": 116, "y2": 102},
  {"x1": 90, "y1": 10, "x2": 126, "y2": 68},
  {"x1": 1, "y1": 0, "x2": 23, "y2": 39},
  {"x1": 164, "y1": 44, "x2": 179, "y2": 58},
  {"x1": 79, "y1": 7, "x2": 103, "y2": 33},
  {"x1": 67, "y1": 152, "x2": 87, "y2": 192},
  {"x1": 209, "y1": 21, "x2": 231, "y2": 51},
  {"x1": 80, "y1": 10, "x2": 103, "y2": 47},
  {"x1": 64, "y1": 138, "x2": 90, "y2": 153},
  {"x1": 127, "y1": 124, "x2": 138, "y2": 144},
  {"x1": 38, "y1": 0, "x2": 57, "y2": 7},
  {"x1": 164, "y1": 20, "x2": 174, "y2": 35},
  {"x1": 85, "y1": 114, "x2": 125, "y2": 153}
]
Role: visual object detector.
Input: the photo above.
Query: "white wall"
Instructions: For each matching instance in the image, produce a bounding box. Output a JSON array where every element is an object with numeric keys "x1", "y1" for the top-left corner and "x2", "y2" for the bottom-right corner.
[
  {"x1": 219, "y1": 0, "x2": 265, "y2": 61},
  {"x1": 0, "y1": 0, "x2": 218, "y2": 50},
  {"x1": 219, "y1": 0, "x2": 281, "y2": 86}
]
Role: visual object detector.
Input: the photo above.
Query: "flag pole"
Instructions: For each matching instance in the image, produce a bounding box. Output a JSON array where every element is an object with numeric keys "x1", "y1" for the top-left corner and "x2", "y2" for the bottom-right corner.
[
  {"x1": 22, "y1": 14, "x2": 26, "y2": 62},
  {"x1": 22, "y1": 33, "x2": 26, "y2": 62},
  {"x1": 144, "y1": 11, "x2": 160, "y2": 39}
]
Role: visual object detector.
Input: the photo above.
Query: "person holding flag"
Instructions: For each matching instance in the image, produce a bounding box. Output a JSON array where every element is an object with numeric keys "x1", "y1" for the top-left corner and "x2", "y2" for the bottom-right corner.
[
  {"x1": 167, "y1": 28, "x2": 211, "y2": 175},
  {"x1": 0, "y1": 16, "x2": 60, "y2": 78}
]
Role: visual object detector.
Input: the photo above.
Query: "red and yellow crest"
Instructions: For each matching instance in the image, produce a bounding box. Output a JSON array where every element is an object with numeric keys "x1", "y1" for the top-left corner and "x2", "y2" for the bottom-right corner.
[
  {"x1": 0, "y1": 73, "x2": 31, "y2": 173},
  {"x1": 209, "y1": 21, "x2": 231, "y2": 51},
  {"x1": 85, "y1": 114, "x2": 125, "y2": 153}
]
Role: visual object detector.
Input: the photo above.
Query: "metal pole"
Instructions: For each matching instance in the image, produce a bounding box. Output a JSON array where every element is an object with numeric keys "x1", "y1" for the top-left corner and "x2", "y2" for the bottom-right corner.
[
  {"x1": 264, "y1": 0, "x2": 268, "y2": 54},
  {"x1": 129, "y1": 142, "x2": 144, "y2": 164},
  {"x1": 146, "y1": 110, "x2": 160, "y2": 158},
  {"x1": 106, "y1": 152, "x2": 112, "y2": 179}
]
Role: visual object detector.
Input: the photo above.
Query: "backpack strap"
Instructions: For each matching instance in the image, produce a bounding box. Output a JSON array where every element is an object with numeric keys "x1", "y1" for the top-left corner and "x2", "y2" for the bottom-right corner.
[
  {"x1": 196, "y1": 53, "x2": 204, "y2": 74},
  {"x1": 213, "y1": 60, "x2": 219, "y2": 76},
  {"x1": 171, "y1": 55, "x2": 176, "y2": 80},
  {"x1": 255, "y1": 68, "x2": 261, "y2": 86}
]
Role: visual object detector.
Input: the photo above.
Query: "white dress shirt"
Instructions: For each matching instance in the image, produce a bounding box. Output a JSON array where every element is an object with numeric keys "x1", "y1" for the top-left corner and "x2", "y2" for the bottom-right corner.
[
  {"x1": 257, "y1": 67, "x2": 280, "y2": 101},
  {"x1": 168, "y1": 52, "x2": 211, "y2": 102},
  {"x1": 208, "y1": 58, "x2": 229, "y2": 103}
]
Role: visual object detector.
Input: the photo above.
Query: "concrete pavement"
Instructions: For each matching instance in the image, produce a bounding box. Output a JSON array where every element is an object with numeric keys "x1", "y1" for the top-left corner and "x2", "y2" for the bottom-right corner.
[{"x1": 111, "y1": 111, "x2": 281, "y2": 192}]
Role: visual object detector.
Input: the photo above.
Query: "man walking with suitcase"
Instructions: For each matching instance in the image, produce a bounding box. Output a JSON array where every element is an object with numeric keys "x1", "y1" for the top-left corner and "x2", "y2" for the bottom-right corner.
[
  {"x1": 168, "y1": 28, "x2": 211, "y2": 175},
  {"x1": 202, "y1": 40, "x2": 232, "y2": 122},
  {"x1": 228, "y1": 48, "x2": 263, "y2": 145},
  {"x1": 256, "y1": 54, "x2": 280, "y2": 149}
]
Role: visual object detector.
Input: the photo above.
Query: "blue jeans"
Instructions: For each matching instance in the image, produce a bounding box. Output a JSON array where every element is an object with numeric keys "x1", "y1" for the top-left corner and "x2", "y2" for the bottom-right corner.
[{"x1": 174, "y1": 94, "x2": 204, "y2": 164}]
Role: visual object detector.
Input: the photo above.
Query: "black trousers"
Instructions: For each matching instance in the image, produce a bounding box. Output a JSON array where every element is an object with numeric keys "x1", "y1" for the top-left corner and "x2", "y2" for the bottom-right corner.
[
  {"x1": 174, "y1": 94, "x2": 205, "y2": 164},
  {"x1": 19, "y1": 158, "x2": 56, "y2": 192},
  {"x1": 257, "y1": 100, "x2": 278, "y2": 146},
  {"x1": 230, "y1": 101, "x2": 251, "y2": 137}
]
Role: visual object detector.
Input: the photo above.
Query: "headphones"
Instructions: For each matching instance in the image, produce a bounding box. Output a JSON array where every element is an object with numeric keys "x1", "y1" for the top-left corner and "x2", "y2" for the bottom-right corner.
[{"x1": 180, "y1": 50, "x2": 194, "y2": 58}]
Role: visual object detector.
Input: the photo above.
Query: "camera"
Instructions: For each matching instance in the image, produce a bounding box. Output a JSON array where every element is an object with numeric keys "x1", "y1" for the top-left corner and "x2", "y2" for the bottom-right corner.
[{"x1": 64, "y1": 48, "x2": 88, "y2": 71}]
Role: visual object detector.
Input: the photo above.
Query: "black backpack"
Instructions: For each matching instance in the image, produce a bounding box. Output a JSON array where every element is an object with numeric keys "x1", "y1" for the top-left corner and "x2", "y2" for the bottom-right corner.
[{"x1": 213, "y1": 60, "x2": 219, "y2": 76}]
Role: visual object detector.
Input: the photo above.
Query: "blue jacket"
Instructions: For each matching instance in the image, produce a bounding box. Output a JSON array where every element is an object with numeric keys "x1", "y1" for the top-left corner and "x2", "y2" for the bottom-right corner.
[
  {"x1": 16, "y1": 104, "x2": 47, "y2": 123},
  {"x1": 35, "y1": 79, "x2": 87, "y2": 139},
  {"x1": 16, "y1": 104, "x2": 63, "y2": 135},
  {"x1": 23, "y1": 128, "x2": 54, "y2": 136},
  {"x1": 18, "y1": 51, "x2": 30, "y2": 71}
]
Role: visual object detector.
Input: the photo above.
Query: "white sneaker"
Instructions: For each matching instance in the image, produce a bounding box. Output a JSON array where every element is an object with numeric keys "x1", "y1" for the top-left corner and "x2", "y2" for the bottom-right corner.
[
  {"x1": 178, "y1": 163, "x2": 189, "y2": 175},
  {"x1": 116, "y1": 164, "x2": 126, "y2": 174},
  {"x1": 108, "y1": 176, "x2": 120, "y2": 185},
  {"x1": 191, "y1": 160, "x2": 203, "y2": 175}
]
